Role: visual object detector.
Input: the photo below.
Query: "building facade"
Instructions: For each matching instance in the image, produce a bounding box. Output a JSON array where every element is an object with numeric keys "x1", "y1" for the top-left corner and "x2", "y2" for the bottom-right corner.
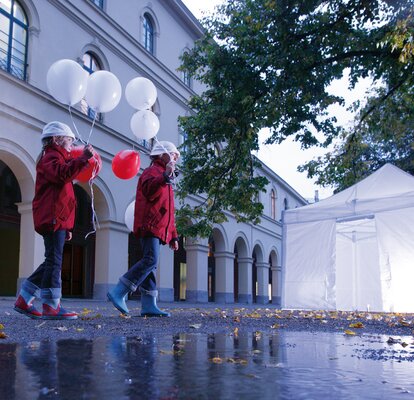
[{"x1": 0, "y1": 0, "x2": 307, "y2": 305}]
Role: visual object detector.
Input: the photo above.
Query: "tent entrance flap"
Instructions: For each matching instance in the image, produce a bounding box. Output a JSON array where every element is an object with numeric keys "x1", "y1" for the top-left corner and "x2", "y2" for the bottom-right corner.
[{"x1": 335, "y1": 217, "x2": 382, "y2": 311}]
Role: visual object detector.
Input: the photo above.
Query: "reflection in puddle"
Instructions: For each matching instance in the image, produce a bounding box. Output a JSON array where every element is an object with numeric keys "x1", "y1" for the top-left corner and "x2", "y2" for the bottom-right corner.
[{"x1": 1, "y1": 331, "x2": 414, "y2": 399}]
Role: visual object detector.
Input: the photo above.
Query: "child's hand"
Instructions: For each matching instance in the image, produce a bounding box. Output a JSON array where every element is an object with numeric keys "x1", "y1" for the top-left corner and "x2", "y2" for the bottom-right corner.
[
  {"x1": 165, "y1": 161, "x2": 176, "y2": 177},
  {"x1": 83, "y1": 144, "x2": 94, "y2": 159}
]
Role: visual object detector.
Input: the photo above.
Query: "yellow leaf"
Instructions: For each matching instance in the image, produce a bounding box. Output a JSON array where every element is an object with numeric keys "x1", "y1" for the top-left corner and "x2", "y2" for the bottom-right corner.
[
  {"x1": 271, "y1": 324, "x2": 280, "y2": 329},
  {"x1": 211, "y1": 356, "x2": 223, "y2": 364},
  {"x1": 344, "y1": 330, "x2": 356, "y2": 336},
  {"x1": 233, "y1": 316, "x2": 240, "y2": 323},
  {"x1": 75, "y1": 328, "x2": 84, "y2": 332},
  {"x1": 0, "y1": 324, "x2": 4, "y2": 330},
  {"x1": 0, "y1": 332, "x2": 7, "y2": 339},
  {"x1": 233, "y1": 327, "x2": 239, "y2": 336},
  {"x1": 349, "y1": 322, "x2": 364, "y2": 329}
]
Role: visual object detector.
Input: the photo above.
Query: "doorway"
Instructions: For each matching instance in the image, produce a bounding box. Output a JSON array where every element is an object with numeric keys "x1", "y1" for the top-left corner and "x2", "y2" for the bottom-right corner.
[{"x1": 61, "y1": 185, "x2": 95, "y2": 297}]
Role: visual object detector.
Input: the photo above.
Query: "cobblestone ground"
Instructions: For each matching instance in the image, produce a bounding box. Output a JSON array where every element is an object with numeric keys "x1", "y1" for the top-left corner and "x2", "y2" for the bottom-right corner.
[{"x1": 1, "y1": 297, "x2": 413, "y2": 344}]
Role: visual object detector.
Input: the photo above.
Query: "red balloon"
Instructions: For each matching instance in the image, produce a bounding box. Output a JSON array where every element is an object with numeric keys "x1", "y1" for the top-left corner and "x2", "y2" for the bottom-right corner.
[
  {"x1": 71, "y1": 146, "x2": 102, "y2": 182},
  {"x1": 112, "y1": 149, "x2": 140, "y2": 180}
]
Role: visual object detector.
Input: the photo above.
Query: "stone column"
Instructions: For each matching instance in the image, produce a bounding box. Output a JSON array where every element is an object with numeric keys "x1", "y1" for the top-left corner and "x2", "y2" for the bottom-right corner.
[
  {"x1": 16, "y1": 202, "x2": 43, "y2": 292},
  {"x1": 185, "y1": 242, "x2": 209, "y2": 303},
  {"x1": 214, "y1": 251, "x2": 235, "y2": 303},
  {"x1": 256, "y1": 262, "x2": 270, "y2": 304},
  {"x1": 157, "y1": 245, "x2": 174, "y2": 302},
  {"x1": 93, "y1": 221, "x2": 129, "y2": 299},
  {"x1": 237, "y1": 257, "x2": 253, "y2": 304},
  {"x1": 271, "y1": 265, "x2": 282, "y2": 307}
]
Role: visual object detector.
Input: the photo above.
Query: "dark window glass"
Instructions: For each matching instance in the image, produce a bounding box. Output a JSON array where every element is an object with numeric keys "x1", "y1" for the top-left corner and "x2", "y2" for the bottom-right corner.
[
  {"x1": 81, "y1": 52, "x2": 102, "y2": 121},
  {"x1": 142, "y1": 13, "x2": 154, "y2": 54},
  {"x1": 0, "y1": 0, "x2": 28, "y2": 79}
]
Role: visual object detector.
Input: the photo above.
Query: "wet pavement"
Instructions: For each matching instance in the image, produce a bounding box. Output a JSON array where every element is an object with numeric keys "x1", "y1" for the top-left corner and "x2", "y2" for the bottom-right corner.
[{"x1": 1, "y1": 297, "x2": 414, "y2": 399}]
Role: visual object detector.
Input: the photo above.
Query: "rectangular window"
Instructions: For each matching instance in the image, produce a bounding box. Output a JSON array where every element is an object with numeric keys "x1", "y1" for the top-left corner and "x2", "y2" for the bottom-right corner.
[{"x1": 90, "y1": 0, "x2": 103, "y2": 9}]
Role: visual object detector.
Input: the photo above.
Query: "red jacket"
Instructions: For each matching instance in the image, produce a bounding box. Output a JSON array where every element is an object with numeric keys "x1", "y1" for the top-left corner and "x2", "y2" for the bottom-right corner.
[
  {"x1": 133, "y1": 159, "x2": 178, "y2": 244},
  {"x1": 33, "y1": 144, "x2": 90, "y2": 234}
]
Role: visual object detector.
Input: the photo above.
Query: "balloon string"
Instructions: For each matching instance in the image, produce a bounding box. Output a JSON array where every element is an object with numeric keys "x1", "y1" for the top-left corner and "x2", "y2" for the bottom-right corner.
[
  {"x1": 68, "y1": 105, "x2": 87, "y2": 145},
  {"x1": 86, "y1": 112, "x2": 97, "y2": 145},
  {"x1": 85, "y1": 159, "x2": 100, "y2": 239}
]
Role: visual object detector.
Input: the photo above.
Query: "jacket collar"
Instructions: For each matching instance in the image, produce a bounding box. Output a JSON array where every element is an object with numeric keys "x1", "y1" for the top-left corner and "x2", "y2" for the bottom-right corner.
[
  {"x1": 152, "y1": 158, "x2": 167, "y2": 170},
  {"x1": 45, "y1": 143, "x2": 71, "y2": 159}
]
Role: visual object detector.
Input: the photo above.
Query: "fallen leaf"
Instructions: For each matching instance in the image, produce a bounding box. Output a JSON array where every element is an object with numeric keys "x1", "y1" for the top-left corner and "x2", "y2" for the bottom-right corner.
[
  {"x1": 211, "y1": 356, "x2": 223, "y2": 364},
  {"x1": 190, "y1": 323, "x2": 202, "y2": 329},
  {"x1": 0, "y1": 324, "x2": 4, "y2": 330},
  {"x1": 344, "y1": 329, "x2": 356, "y2": 336},
  {"x1": 233, "y1": 327, "x2": 239, "y2": 336},
  {"x1": 75, "y1": 328, "x2": 84, "y2": 332},
  {"x1": 0, "y1": 332, "x2": 7, "y2": 339},
  {"x1": 55, "y1": 326, "x2": 68, "y2": 332},
  {"x1": 349, "y1": 322, "x2": 364, "y2": 329},
  {"x1": 271, "y1": 324, "x2": 280, "y2": 329},
  {"x1": 387, "y1": 337, "x2": 400, "y2": 344}
]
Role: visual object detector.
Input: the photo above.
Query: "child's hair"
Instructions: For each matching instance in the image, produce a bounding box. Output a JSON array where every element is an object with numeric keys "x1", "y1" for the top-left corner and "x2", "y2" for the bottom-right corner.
[{"x1": 36, "y1": 136, "x2": 65, "y2": 164}]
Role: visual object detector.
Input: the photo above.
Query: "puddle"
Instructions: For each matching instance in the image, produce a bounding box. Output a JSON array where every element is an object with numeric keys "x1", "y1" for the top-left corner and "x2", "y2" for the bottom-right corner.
[{"x1": 1, "y1": 331, "x2": 414, "y2": 399}]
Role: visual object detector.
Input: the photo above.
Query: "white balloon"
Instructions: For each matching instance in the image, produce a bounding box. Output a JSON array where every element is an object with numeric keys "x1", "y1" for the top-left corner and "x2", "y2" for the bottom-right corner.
[
  {"x1": 124, "y1": 201, "x2": 135, "y2": 232},
  {"x1": 130, "y1": 110, "x2": 160, "y2": 140},
  {"x1": 46, "y1": 59, "x2": 88, "y2": 106},
  {"x1": 125, "y1": 77, "x2": 157, "y2": 110},
  {"x1": 85, "y1": 70, "x2": 122, "y2": 113}
]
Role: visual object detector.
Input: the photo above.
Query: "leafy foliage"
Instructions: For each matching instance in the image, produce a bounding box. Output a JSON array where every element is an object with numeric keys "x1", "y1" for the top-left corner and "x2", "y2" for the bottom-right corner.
[
  {"x1": 299, "y1": 82, "x2": 414, "y2": 192},
  {"x1": 177, "y1": 0, "x2": 414, "y2": 237}
]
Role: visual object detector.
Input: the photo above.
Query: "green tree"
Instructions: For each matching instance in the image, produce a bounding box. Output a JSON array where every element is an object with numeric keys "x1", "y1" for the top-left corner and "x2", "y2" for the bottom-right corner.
[
  {"x1": 177, "y1": 0, "x2": 414, "y2": 237},
  {"x1": 299, "y1": 82, "x2": 414, "y2": 192}
]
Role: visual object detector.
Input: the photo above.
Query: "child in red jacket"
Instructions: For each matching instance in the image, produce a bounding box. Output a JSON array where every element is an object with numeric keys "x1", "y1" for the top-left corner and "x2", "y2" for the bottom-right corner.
[
  {"x1": 14, "y1": 121, "x2": 94, "y2": 320},
  {"x1": 108, "y1": 141, "x2": 180, "y2": 317}
]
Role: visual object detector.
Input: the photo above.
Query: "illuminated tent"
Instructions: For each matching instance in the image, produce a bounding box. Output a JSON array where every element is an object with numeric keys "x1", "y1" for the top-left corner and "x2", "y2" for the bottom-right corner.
[{"x1": 282, "y1": 164, "x2": 414, "y2": 312}]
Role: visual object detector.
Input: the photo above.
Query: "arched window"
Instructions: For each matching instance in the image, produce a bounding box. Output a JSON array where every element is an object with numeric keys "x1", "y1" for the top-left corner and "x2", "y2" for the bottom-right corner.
[
  {"x1": 81, "y1": 52, "x2": 102, "y2": 121},
  {"x1": 142, "y1": 13, "x2": 154, "y2": 54},
  {"x1": 181, "y1": 51, "x2": 191, "y2": 87},
  {"x1": 90, "y1": 0, "x2": 104, "y2": 8},
  {"x1": 0, "y1": 0, "x2": 28, "y2": 80},
  {"x1": 271, "y1": 189, "x2": 276, "y2": 220}
]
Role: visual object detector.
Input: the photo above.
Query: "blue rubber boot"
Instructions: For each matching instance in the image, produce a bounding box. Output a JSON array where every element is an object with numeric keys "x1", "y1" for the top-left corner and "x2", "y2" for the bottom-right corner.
[
  {"x1": 140, "y1": 287, "x2": 170, "y2": 317},
  {"x1": 107, "y1": 281, "x2": 130, "y2": 315}
]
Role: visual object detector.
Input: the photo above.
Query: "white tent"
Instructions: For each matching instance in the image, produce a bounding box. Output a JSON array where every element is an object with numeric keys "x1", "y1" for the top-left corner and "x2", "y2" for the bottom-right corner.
[{"x1": 282, "y1": 164, "x2": 414, "y2": 313}]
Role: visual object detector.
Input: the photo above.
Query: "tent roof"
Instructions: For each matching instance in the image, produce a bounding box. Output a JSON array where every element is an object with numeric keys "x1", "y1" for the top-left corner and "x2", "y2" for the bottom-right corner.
[{"x1": 284, "y1": 163, "x2": 414, "y2": 224}]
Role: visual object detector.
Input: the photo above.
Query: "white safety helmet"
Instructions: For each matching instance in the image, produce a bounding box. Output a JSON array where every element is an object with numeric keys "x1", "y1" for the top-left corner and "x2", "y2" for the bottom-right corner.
[
  {"x1": 41, "y1": 121, "x2": 76, "y2": 140},
  {"x1": 150, "y1": 141, "x2": 180, "y2": 157}
]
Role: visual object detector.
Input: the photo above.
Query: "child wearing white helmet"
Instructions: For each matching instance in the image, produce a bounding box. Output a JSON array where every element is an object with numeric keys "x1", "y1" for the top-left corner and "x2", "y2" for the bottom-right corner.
[
  {"x1": 14, "y1": 121, "x2": 95, "y2": 320},
  {"x1": 108, "y1": 140, "x2": 180, "y2": 317}
]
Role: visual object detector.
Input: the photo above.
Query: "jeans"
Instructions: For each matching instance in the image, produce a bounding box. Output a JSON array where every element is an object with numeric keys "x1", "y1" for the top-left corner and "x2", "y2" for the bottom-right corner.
[
  {"x1": 121, "y1": 236, "x2": 160, "y2": 292},
  {"x1": 23, "y1": 230, "x2": 66, "y2": 299}
]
